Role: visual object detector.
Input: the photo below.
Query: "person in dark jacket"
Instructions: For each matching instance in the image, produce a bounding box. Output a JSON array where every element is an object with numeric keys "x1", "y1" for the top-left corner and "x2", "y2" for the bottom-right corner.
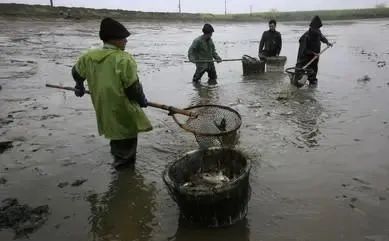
[
  {"x1": 258, "y1": 19, "x2": 282, "y2": 58},
  {"x1": 295, "y1": 16, "x2": 333, "y2": 86},
  {"x1": 188, "y1": 24, "x2": 222, "y2": 84}
]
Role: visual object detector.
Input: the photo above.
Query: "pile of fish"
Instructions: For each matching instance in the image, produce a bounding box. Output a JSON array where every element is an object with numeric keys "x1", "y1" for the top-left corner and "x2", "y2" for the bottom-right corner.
[{"x1": 181, "y1": 169, "x2": 232, "y2": 191}]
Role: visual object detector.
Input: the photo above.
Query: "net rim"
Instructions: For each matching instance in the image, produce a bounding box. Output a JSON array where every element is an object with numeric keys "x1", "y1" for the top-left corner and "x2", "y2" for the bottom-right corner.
[
  {"x1": 285, "y1": 67, "x2": 314, "y2": 75},
  {"x1": 172, "y1": 104, "x2": 242, "y2": 137}
]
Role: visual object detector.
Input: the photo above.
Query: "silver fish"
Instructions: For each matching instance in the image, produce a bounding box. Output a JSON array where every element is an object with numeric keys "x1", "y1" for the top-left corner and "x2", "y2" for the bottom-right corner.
[{"x1": 200, "y1": 171, "x2": 230, "y2": 185}]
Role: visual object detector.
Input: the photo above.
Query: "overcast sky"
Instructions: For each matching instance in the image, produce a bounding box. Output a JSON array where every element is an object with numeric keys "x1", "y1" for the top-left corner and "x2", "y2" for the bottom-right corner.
[{"x1": 0, "y1": 0, "x2": 386, "y2": 13}]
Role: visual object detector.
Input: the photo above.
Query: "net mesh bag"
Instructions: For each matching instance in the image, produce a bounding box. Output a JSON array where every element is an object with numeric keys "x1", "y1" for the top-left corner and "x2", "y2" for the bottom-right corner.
[
  {"x1": 172, "y1": 105, "x2": 242, "y2": 148},
  {"x1": 285, "y1": 67, "x2": 314, "y2": 87}
]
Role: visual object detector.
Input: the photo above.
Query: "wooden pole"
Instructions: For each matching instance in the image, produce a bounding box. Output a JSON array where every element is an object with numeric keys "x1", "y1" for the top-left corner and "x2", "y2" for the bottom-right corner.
[
  {"x1": 184, "y1": 58, "x2": 243, "y2": 63},
  {"x1": 45, "y1": 84, "x2": 197, "y2": 117}
]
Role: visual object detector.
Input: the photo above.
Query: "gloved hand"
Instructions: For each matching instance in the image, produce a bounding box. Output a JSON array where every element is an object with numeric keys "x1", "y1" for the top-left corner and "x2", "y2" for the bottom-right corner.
[
  {"x1": 216, "y1": 57, "x2": 222, "y2": 63},
  {"x1": 124, "y1": 81, "x2": 148, "y2": 107},
  {"x1": 327, "y1": 42, "x2": 333, "y2": 47},
  {"x1": 136, "y1": 82, "x2": 148, "y2": 108},
  {"x1": 139, "y1": 96, "x2": 148, "y2": 108},
  {"x1": 74, "y1": 84, "x2": 85, "y2": 97},
  {"x1": 189, "y1": 57, "x2": 196, "y2": 63}
]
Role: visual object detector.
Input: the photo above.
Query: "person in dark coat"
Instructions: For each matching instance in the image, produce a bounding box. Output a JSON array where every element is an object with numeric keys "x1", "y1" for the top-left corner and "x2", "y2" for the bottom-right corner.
[
  {"x1": 295, "y1": 16, "x2": 333, "y2": 86},
  {"x1": 258, "y1": 19, "x2": 282, "y2": 58}
]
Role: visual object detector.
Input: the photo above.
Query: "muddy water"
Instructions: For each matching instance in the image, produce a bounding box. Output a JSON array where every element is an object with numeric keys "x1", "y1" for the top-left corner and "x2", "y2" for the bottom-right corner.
[{"x1": 0, "y1": 17, "x2": 389, "y2": 241}]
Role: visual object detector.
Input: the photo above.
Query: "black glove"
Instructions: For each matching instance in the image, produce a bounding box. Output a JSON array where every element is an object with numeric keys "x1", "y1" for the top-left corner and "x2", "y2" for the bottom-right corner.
[
  {"x1": 137, "y1": 84, "x2": 148, "y2": 108},
  {"x1": 72, "y1": 66, "x2": 86, "y2": 97},
  {"x1": 139, "y1": 95, "x2": 148, "y2": 108},
  {"x1": 74, "y1": 83, "x2": 85, "y2": 97},
  {"x1": 125, "y1": 81, "x2": 148, "y2": 108}
]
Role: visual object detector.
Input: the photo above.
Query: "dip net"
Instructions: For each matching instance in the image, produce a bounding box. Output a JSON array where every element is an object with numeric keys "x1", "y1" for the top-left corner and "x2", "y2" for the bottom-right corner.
[
  {"x1": 285, "y1": 67, "x2": 314, "y2": 88},
  {"x1": 172, "y1": 104, "x2": 242, "y2": 148}
]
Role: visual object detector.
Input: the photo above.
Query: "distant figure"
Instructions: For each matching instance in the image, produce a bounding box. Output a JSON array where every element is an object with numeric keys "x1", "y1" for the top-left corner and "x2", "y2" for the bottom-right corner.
[
  {"x1": 71, "y1": 18, "x2": 152, "y2": 169},
  {"x1": 295, "y1": 16, "x2": 333, "y2": 86},
  {"x1": 188, "y1": 24, "x2": 222, "y2": 84},
  {"x1": 258, "y1": 19, "x2": 282, "y2": 59}
]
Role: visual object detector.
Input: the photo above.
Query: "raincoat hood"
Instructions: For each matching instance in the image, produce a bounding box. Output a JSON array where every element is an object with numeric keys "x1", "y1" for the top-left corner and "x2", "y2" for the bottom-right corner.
[
  {"x1": 88, "y1": 44, "x2": 120, "y2": 63},
  {"x1": 310, "y1": 15, "x2": 323, "y2": 29}
]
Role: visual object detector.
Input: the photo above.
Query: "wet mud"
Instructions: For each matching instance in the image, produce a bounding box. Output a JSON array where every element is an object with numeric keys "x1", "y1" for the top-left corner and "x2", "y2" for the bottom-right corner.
[
  {"x1": 0, "y1": 199, "x2": 49, "y2": 239},
  {"x1": 0, "y1": 17, "x2": 389, "y2": 241}
]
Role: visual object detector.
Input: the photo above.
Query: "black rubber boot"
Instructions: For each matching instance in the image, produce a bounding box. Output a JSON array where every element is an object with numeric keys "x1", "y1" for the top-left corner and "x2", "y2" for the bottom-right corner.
[
  {"x1": 113, "y1": 156, "x2": 135, "y2": 170},
  {"x1": 110, "y1": 138, "x2": 137, "y2": 170}
]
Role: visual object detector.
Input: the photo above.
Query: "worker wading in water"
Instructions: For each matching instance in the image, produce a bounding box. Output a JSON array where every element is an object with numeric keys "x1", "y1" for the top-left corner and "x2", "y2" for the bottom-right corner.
[
  {"x1": 71, "y1": 18, "x2": 152, "y2": 169},
  {"x1": 295, "y1": 15, "x2": 333, "y2": 86},
  {"x1": 188, "y1": 24, "x2": 222, "y2": 85}
]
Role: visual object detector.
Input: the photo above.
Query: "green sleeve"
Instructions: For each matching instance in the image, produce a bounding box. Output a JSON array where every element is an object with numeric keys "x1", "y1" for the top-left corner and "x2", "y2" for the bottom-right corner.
[
  {"x1": 119, "y1": 55, "x2": 138, "y2": 89},
  {"x1": 74, "y1": 54, "x2": 87, "y2": 79}
]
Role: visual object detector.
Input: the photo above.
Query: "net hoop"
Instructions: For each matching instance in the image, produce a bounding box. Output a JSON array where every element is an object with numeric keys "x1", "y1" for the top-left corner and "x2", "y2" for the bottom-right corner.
[
  {"x1": 172, "y1": 104, "x2": 242, "y2": 137},
  {"x1": 285, "y1": 67, "x2": 314, "y2": 75}
]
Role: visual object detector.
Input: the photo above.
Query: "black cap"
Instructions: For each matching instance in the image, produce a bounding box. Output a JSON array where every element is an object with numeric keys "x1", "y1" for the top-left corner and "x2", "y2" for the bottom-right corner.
[
  {"x1": 99, "y1": 17, "x2": 130, "y2": 41},
  {"x1": 310, "y1": 15, "x2": 323, "y2": 29},
  {"x1": 202, "y1": 23, "x2": 214, "y2": 34}
]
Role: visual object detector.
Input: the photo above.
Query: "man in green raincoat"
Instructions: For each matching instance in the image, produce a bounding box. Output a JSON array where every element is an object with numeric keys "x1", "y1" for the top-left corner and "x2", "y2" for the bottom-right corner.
[
  {"x1": 188, "y1": 24, "x2": 222, "y2": 84},
  {"x1": 71, "y1": 18, "x2": 152, "y2": 168}
]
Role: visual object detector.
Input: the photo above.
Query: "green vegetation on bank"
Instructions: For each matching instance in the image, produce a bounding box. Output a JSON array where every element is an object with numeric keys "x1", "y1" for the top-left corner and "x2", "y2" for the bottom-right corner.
[
  {"x1": 1, "y1": 3, "x2": 389, "y2": 22},
  {"x1": 215, "y1": 7, "x2": 389, "y2": 21}
]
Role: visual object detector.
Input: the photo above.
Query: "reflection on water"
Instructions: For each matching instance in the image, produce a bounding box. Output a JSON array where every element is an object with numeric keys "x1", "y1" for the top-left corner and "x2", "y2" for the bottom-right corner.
[
  {"x1": 286, "y1": 89, "x2": 324, "y2": 148},
  {"x1": 170, "y1": 218, "x2": 249, "y2": 241},
  {"x1": 87, "y1": 169, "x2": 157, "y2": 241},
  {"x1": 242, "y1": 72, "x2": 287, "y2": 82},
  {"x1": 191, "y1": 82, "x2": 221, "y2": 106}
]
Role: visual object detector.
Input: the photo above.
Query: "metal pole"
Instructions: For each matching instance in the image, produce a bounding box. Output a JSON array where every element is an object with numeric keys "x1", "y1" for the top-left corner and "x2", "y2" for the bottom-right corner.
[
  {"x1": 179, "y1": 0, "x2": 181, "y2": 13},
  {"x1": 250, "y1": 5, "x2": 252, "y2": 16},
  {"x1": 50, "y1": 0, "x2": 53, "y2": 7},
  {"x1": 225, "y1": 0, "x2": 227, "y2": 15}
]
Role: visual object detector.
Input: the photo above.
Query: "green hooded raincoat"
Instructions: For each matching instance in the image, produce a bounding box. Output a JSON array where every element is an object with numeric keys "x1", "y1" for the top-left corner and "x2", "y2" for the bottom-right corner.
[{"x1": 75, "y1": 44, "x2": 152, "y2": 140}]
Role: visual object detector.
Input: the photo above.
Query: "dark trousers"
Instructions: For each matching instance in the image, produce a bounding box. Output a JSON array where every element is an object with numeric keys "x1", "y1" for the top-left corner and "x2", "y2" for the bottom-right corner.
[
  {"x1": 110, "y1": 137, "x2": 138, "y2": 163},
  {"x1": 296, "y1": 57, "x2": 319, "y2": 83},
  {"x1": 259, "y1": 50, "x2": 277, "y2": 58},
  {"x1": 193, "y1": 63, "x2": 217, "y2": 83}
]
